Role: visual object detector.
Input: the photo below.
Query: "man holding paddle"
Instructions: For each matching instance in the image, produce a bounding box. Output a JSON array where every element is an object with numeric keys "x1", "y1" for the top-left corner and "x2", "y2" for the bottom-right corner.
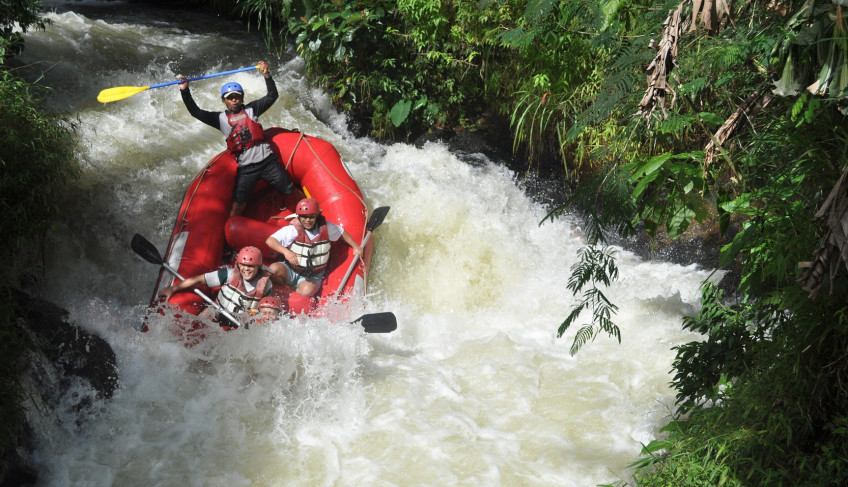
[
  {"x1": 157, "y1": 246, "x2": 274, "y2": 328},
  {"x1": 178, "y1": 60, "x2": 293, "y2": 216}
]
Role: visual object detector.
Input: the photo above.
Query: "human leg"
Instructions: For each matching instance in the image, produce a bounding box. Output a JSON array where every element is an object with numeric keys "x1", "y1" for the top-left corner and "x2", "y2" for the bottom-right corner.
[
  {"x1": 269, "y1": 260, "x2": 322, "y2": 297},
  {"x1": 295, "y1": 279, "x2": 319, "y2": 297},
  {"x1": 260, "y1": 156, "x2": 294, "y2": 195},
  {"x1": 231, "y1": 162, "x2": 263, "y2": 216},
  {"x1": 268, "y1": 261, "x2": 291, "y2": 287}
]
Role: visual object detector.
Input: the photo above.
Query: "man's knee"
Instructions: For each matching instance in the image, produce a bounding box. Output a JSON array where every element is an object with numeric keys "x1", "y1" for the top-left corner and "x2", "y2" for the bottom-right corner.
[
  {"x1": 272, "y1": 174, "x2": 294, "y2": 195},
  {"x1": 268, "y1": 262, "x2": 287, "y2": 285},
  {"x1": 296, "y1": 281, "x2": 318, "y2": 297}
]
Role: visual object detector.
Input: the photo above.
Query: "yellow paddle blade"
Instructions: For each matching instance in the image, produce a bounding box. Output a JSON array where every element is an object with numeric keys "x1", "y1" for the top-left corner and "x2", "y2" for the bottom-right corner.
[{"x1": 97, "y1": 85, "x2": 151, "y2": 103}]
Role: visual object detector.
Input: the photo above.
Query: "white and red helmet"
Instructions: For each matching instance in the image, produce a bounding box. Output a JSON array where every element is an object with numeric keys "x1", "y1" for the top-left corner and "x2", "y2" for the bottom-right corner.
[
  {"x1": 296, "y1": 198, "x2": 321, "y2": 215},
  {"x1": 237, "y1": 246, "x2": 263, "y2": 266}
]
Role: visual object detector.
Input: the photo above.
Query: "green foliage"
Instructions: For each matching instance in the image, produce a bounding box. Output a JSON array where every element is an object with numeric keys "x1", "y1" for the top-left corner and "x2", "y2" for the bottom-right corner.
[
  {"x1": 557, "y1": 245, "x2": 620, "y2": 355},
  {"x1": 282, "y1": 0, "x2": 514, "y2": 137},
  {"x1": 624, "y1": 150, "x2": 710, "y2": 239},
  {"x1": 0, "y1": 0, "x2": 49, "y2": 61},
  {"x1": 237, "y1": 0, "x2": 298, "y2": 54},
  {"x1": 771, "y1": 0, "x2": 848, "y2": 100},
  {"x1": 671, "y1": 283, "x2": 767, "y2": 413},
  {"x1": 245, "y1": 0, "x2": 640, "y2": 142},
  {"x1": 505, "y1": 0, "x2": 634, "y2": 174},
  {"x1": 0, "y1": 69, "x2": 80, "y2": 456},
  {"x1": 526, "y1": 1, "x2": 848, "y2": 484},
  {"x1": 628, "y1": 74, "x2": 848, "y2": 487},
  {"x1": 640, "y1": 300, "x2": 848, "y2": 485},
  {"x1": 0, "y1": 70, "x2": 81, "y2": 284},
  {"x1": 716, "y1": 108, "x2": 842, "y2": 296}
]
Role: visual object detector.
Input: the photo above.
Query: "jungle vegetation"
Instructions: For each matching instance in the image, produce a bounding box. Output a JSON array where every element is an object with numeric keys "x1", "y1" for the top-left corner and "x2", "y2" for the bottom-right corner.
[
  {"x1": 4, "y1": 0, "x2": 848, "y2": 484},
  {"x1": 230, "y1": 0, "x2": 848, "y2": 484},
  {"x1": 1, "y1": 0, "x2": 80, "y2": 475}
]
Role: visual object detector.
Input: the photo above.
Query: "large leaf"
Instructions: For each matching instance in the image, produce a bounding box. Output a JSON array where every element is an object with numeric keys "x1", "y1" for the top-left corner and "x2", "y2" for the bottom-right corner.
[
  {"x1": 390, "y1": 99, "x2": 412, "y2": 127},
  {"x1": 630, "y1": 153, "x2": 672, "y2": 182}
]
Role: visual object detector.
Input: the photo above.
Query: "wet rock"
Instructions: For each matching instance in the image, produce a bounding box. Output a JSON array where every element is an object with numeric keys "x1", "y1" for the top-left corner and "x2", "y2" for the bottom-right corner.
[
  {"x1": 1, "y1": 289, "x2": 118, "y2": 486},
  {"x1": 13, "y1": 289, "x2": 118, "y2": 401}
]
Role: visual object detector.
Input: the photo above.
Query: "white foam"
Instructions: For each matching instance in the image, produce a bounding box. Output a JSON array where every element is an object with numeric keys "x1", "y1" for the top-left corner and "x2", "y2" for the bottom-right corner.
[{"x1": 22, "y1": 6, "x2": 711, "y2": 486}]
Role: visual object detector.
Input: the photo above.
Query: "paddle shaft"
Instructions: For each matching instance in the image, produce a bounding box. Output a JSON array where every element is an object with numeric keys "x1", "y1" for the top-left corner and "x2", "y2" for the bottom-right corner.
[
  {"x1": 149, "y1": 65, "x2": 259, "y2": 89},
  {"x1": 333, "y1": 206, "x2": 390, "y2": 298},
  {"x1": 334, "y1": 231, "x2": 374, "y2": 298},
  {"x1": 97, "y1": 65, "x2": 259, "y2": 103}
]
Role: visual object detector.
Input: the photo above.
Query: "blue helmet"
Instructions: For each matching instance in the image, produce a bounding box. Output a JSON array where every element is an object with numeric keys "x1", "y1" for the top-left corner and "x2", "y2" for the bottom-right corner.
[{"x1": 221, "y1": 82, "x2": 244, "y2": 98}]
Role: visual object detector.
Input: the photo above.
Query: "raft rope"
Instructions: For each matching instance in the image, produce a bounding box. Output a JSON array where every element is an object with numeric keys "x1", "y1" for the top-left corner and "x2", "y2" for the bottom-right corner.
[
  {"x1": 282, "y1": 132, "x2": 368, "y2": 213},
  {"x1": 282, "y1": 132, "x2": 371, "y2": 290}
]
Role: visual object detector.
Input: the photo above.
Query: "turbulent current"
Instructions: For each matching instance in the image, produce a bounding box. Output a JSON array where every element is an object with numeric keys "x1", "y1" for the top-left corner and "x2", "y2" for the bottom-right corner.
[{"x1": 11, "y1": 2, "x2": 718, "y2": 485}]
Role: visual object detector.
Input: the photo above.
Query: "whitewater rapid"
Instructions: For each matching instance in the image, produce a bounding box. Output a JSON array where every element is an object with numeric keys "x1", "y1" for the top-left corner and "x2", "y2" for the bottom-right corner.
[{"x1": 12, "y1": 2, "x2": 717, "y2": 486}]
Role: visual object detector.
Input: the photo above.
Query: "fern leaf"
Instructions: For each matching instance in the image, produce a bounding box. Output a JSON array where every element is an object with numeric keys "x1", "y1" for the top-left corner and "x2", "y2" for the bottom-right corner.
[
  {"x1": 558, "y1": 303, "x2": 588, "y2": 337},
  {"x1": 570, "y1": 325, "x2": 596, "y2": 355},
  {"x1": 524, "y1": 0, "x2": 557, "y2": 24}
]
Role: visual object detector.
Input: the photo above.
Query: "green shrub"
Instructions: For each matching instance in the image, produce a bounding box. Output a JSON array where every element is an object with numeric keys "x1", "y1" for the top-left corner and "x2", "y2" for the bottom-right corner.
[
  {"x1": 0, "y1": 0, "x2": 48, "y2": 60},
  {"x1": 0, "y1": 68, "x2": 80, "y2": 459}
]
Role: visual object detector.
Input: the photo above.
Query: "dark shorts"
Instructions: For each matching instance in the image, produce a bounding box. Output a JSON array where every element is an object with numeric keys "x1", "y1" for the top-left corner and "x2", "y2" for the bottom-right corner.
[{"x1": 233, "y1": 154, "x2": 294, "y2": 203}]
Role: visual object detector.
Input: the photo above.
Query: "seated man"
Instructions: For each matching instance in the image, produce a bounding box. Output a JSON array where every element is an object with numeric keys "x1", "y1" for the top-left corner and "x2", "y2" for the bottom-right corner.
[
  {"x1": 158, "y1": 246, "x2": 274, "y2": 327},
  {"x1": 256, "y1": 296, "x2": 282, "y2": 324},
  {"x1": 265, "y1": 198, "x2": 362, "y2": 314}
]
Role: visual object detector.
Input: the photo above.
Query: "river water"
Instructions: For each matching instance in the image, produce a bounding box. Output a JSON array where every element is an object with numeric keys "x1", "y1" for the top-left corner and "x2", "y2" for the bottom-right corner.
[{"x1": 11, "y1": 2, "x2": 718, "y2": 485}]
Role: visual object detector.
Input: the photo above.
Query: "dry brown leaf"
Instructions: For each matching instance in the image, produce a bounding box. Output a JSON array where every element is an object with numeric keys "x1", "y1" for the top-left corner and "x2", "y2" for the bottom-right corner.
[{"x1": 798, "y1": 164, "x2": 848, "y2": 297}]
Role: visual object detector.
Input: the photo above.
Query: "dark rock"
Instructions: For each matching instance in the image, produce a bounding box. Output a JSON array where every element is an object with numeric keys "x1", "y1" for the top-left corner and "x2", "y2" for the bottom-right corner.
[
  {"x1": 1, "y1": 289, "x2": 119, "y2": 486},
  {"x1": 13, "y1": 288, "x2": 119, "y2": 401}
]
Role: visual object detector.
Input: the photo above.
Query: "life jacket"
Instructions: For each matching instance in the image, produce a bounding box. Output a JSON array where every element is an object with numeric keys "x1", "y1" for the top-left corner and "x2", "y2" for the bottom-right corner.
[
  {"x1": 216, "y1": 266, "x2": 272, "y2": 314},
  {"x1": 225, "y1": 110, "x2": 266, "y2": 155},
  {"x1": 289, "y1": 217, "x2": 331, "y2": 275}
]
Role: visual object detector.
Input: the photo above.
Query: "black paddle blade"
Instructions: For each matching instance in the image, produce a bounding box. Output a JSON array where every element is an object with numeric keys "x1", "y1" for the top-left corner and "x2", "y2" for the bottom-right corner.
[
  {"x1": 352, "y1": 312, "x2": 397, "y2": 333},
  {"x1": 366, "y1": 206, "x2": 390, "y2": 232},
  {"x1": 131, "y1": 234, "x2": 165, "y2": 265}
]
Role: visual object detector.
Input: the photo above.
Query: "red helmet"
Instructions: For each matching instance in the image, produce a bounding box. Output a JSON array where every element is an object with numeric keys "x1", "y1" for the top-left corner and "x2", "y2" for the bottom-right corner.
[
  {"x1": 258, "y1": 296, "x2": 282, "y2": 310},
  {"x1": 237, "y1": 246, "x2": 262, "y2": 266},
  {"x1": 296, "y1": 198, "x2": 321, "y2": 215}
]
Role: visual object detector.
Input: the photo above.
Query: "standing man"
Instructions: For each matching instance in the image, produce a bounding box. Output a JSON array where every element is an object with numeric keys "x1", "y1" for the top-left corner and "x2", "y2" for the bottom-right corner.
[
  {"x1": 265, "y1": 198, "x2": 363, "y2": 314},
  {"x1": 178, "y1": 60, "x2": 294, "y2": 216}
]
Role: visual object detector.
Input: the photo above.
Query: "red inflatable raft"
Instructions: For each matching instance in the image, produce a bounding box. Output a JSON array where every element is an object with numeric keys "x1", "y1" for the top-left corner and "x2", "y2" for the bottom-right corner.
[{"x1": 148, "y1": 128, "x2": 375, "y2": 325}]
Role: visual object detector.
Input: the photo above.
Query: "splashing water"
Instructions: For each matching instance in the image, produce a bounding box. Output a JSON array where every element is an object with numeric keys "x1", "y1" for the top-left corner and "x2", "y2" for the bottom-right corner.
[{"x1": 13, "y1": 3, "x2": 717, "y2": 485}]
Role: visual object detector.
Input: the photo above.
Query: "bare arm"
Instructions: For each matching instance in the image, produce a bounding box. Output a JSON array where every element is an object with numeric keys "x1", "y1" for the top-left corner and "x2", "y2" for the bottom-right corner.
[
  {"x1": 340, "y1": 230, "x2": 363, "y2": 258},
  {"x1": 157, "y1": 274, "x2": 207, "y2": 301}
]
